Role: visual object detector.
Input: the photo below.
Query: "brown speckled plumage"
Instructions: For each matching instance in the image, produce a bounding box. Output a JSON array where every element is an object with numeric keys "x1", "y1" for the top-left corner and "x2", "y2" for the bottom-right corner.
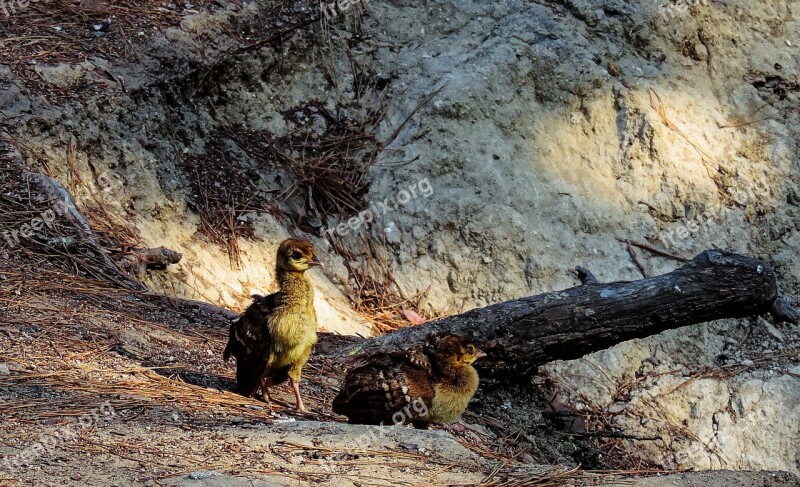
[
  {"x1": 223, "y1": 292, "x2": 284, "y2": 396},
  {"x1": 332, "y1": 334, "x2": 483, "y2": 429}
]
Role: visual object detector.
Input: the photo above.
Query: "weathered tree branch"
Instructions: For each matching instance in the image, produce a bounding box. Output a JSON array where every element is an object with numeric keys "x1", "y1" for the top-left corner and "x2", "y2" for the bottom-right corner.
[
  {"x1": 5, "y1": 144, "x2": 145, "y2": 290},
  {"x1": 2, "y1": 138, "x2": 181, "y2": 291},
  {"x1": 771, "y1": 296, "x2": 799, "y2": 325},
  {"x1": 116, "y1": 247, "x2": 183, "y2": 275},
  {"x1": 341, "y1": 250, "x2": 797, "y2": 377}
]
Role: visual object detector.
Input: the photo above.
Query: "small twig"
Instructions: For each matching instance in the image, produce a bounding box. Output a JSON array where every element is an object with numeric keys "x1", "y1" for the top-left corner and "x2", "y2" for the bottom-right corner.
[
  {"x1": 697, "y1": 29, "x2": 713, "y2": 78},
  {"x1": 565, "y1": 431, "x2": 662, "y2": 441},
  {"x1": 380, "y1": 84, "x2": 446, "y2": 149},
  {"x1": 624, "y1": 241, "x2": 647, "y2": 278},
  {"x1": 718, "y1": 103, "x2": 774, "y2": 129},
  {"x1": 617, "y1": 238, "x2": 688, "y2": 262},
  {"x1": 649, "y1": 88, "x2": 713, "y2": 163}
]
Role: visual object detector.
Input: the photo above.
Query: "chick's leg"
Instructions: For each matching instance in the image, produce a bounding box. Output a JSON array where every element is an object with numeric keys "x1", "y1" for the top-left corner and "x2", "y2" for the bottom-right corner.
[
  {"x1": 289, "y1": 378, "x2": 306, "y2": 413},
  {"x1": 258, "y1": 377, "x2": 274, "y2": 410},
  {"x1": 287, "y1": 345, "x2": 314, "y2": 412}
]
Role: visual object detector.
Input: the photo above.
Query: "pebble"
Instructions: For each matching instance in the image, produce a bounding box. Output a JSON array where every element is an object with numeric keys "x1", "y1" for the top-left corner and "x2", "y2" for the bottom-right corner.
[
  {"x1": 187, "y1": 471, "x2": 221, "y2": 480},
  {"x1": 645, "y1": 356, "x2": 660, "y2": 366},
  {"x1": 608, "y1": 402, "x2": 628, "y2": 414},
  {"x1": 0, "y1": 363, "x2": 9, "y2": 375},
  {"x1": 384, "y1": 221, "x2": 402, "y2": 244},
  {"x1": 758, "y1": 317, "x2": 785, "y2": 342}
]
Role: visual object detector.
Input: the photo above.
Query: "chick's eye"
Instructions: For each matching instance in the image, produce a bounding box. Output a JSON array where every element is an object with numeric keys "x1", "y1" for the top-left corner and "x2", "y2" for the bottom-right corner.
[
  {"x1": 291, "y1": 251, "x2": 303, "y2": 260},
  {"x1": 466, "y1": 346, "x2": 475, "y2": 354}
]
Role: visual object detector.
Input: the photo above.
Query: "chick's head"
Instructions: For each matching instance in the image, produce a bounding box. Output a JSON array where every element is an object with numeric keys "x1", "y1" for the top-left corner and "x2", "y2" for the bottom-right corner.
[
  {"x1": 276, "y1": 238, "x2": 322, "y2": 272},
  {"x1": 434, "y1": 335, "x2": 484, "y2": 367}
]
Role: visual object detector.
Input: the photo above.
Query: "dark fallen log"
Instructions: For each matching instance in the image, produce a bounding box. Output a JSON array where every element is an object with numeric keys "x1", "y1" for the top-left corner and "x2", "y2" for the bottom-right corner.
[{"x1": 341, "y1": 250, "x2": 797, "y2": 377}]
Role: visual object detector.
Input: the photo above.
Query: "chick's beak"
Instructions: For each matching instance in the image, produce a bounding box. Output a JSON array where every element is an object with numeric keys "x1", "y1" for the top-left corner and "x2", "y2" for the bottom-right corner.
[
  {"x1": 475, "y1": 351, "x2": 488, "y2": 360},
  {"x1": 308, "y1": 255, "x2": 323, "y2": 267}
]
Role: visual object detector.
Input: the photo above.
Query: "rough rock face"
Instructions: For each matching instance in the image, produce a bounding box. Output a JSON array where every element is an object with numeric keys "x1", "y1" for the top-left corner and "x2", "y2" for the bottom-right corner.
[
  {"x1": 356, "y1": 0, "x2": 798, "y2": 312},
  {"x1": 345, "y1": 0, "x2": 800, "y2": 474},
  {"x1": 542, "y1": 325, "x2": 800, "y2": 473},
  {"x1": 5, "y1": 0, "x2": 798, "y2": 476}
]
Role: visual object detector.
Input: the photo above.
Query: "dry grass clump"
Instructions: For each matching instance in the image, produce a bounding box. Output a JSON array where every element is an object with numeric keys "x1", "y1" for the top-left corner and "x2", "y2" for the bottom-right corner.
[
  {"x1": 1, "y1": 135, "x2": 151, "y2": 292},
  {"x1": 0, "y1": 0, "x2": 224, "y2": 100},
  {"x1": 181, "y1": 89, "x2": 386, "y2": 264},
  {"x1": 265, "y1": 99, "x2": 385, "y2": 219},
  {"x1": 0, "y1": 0, "x2": 323, "y2": 101},
  {"x1": 0, "y1": 138, "x2": 141, "y2": 288},
  {"x1": 331, "y1": 234, "x2": 438, "y2": 334},
  {"x1": 0, "y1": 0, "x2": 236, "y2": 63}
]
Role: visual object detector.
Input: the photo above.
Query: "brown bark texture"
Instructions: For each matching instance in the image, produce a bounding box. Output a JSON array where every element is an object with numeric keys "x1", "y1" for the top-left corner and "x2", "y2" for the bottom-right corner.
[{"x1": 341, "y1": 250, "x2": 797, "y2": 377}]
